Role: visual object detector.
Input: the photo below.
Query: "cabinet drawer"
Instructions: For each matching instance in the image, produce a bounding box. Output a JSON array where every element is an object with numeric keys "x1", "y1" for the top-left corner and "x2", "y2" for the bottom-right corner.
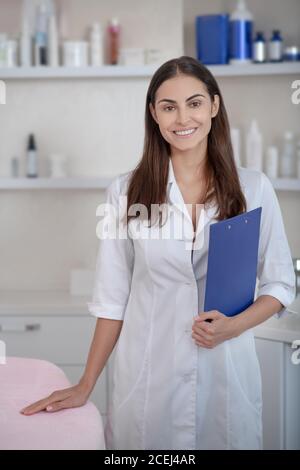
[{"x1": 0, "y1": 315, "x2": 96, "y2": 364}]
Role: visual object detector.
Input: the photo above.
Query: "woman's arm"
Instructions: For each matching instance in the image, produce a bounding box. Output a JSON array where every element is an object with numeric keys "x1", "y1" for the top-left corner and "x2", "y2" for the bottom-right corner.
[
  {"x1": 230, "y1": 295, "x2": 283, "y2": 336},
  {"x1": 191, "y1": 296, "x2": 283, "y2": 349},
  {"x1": 79, "y1": 317, "x2": 123, "y2": 393},
  {"x1": 21, "y1": 318, "x2": 123, "y2": 415}
]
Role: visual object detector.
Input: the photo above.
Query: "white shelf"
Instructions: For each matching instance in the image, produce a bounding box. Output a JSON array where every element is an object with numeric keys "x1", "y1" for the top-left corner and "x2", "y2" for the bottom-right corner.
[
  {"x1": 271, "y1": 178, "x2": 300, "y2": 191},
  {"x1": 0, "y1": 62, "x2": 300, "y2": 79},
  {"x1": 0, "y1": 177, "x2": 113, "y2": 189},
  {"x1": 0, "y1": 176, "x2": 299, "y2": 191}
]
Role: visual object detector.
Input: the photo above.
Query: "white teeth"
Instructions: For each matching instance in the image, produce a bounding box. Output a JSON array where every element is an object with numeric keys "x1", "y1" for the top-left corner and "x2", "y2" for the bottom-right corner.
[{"x1": 174, "y1": 128, "x2": 196, "y2": 136}]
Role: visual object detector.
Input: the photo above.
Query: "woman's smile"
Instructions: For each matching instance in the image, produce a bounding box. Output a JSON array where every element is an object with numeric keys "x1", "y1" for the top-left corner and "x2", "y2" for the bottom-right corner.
[{"x1": 172, "y1": 127, "x2": 198, "y2": 138}]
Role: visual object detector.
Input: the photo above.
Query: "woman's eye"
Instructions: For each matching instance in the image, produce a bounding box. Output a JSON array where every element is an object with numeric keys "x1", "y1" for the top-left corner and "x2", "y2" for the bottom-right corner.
[
  {"x1": 190, "y1": 101, "x2": 201, "y2": 107},
  {"x1": 164, "y1": 106, "x2": 174, "y2": 112}
]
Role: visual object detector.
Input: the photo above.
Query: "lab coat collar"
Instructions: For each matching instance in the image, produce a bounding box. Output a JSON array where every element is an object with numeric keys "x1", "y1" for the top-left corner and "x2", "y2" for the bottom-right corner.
[{"x1": 166, "y1": 158, "x2": 217, "y2": 242}]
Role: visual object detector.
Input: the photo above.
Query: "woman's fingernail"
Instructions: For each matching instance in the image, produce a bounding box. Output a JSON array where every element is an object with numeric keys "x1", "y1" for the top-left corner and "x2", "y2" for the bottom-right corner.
[{"x1": 46, "y1": 406, "x2": 53, "y2": 411}]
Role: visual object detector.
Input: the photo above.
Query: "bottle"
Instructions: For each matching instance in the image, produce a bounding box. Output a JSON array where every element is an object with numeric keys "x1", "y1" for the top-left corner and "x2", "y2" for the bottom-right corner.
[
  {"x1": 11, "y1": 157, "x2": 19, "y2": 177},
  {"x1": 107, "y1": 18, "x2": 120, "y2": 65},
  {"x1": 26, "y1": 134, "x2": 38, "y2": 178},
  {"x1": 265, "y1": 146, "x2": 279, "y2": 179},
  {"x1": 229, "y1": 0, "x2": 253, "y2": 64},
  {"x1": 34, "y1": 1, "x2": 48, "y2": 65},
  {"x1": 245, "y1": 120, "x2": 263, "y2": 171},
  {"x1": 253, "y1": 32, "x2": 266, "y2": 63},
  {"x1": 268, "y1": 30, "x2": 283, "y2": 62},
  {"x1": 48, "y1": 14, "x2": 59, "y2": 67},
  {"x1": 280, "y1": 131, "x2": 295, "y2": 178},
  {"x1": 20, "y1": 19, "x2": 32, "y2": 66},
  {"x1": 230, "y1": 128, "x2": 241, "y2": 166},
  {"x1": 90, "y1": 23, "x2": 104, "y2": 66}
]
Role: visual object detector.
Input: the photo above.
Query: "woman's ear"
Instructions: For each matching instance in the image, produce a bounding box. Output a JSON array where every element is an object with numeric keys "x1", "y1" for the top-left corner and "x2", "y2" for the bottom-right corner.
[
  {"x1": 149, "y1": 102, "x2": 158, "y2": 124},
  {"x1": 211, "y1": 95, "x2": 220, "y2": 118}
]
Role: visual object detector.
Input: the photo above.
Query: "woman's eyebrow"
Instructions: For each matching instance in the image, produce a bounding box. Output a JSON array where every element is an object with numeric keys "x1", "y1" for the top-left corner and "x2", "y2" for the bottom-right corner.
[{"x1": 157, "y1": 93, "x2": 205, "y2": 104}]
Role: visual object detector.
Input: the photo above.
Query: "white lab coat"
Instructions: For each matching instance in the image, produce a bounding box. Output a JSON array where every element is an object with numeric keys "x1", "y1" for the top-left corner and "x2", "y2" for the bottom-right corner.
[{"x1": 87, "y1": 158, "x2": 295, "y2": 450}]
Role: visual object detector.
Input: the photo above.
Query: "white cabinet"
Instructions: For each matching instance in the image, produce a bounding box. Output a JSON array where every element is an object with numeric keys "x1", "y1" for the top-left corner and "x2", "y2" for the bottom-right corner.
[
  {"x1": 255, "y1": 337, "x2": 300, "y2": 450},
  {"x1": 0, "y1": 314, "x2": 108, "y2": 421}
]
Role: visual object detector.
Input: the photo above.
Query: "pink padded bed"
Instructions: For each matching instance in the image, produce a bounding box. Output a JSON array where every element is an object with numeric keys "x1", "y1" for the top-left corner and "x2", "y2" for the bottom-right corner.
[{"x1": 0, "y1": 357, "x2": 106, "y2": 450}]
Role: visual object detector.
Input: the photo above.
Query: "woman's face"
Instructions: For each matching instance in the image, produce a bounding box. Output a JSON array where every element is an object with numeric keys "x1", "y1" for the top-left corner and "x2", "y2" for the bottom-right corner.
[{"x1": 150, "y1": 74, "x2": 219, "y2": 153}]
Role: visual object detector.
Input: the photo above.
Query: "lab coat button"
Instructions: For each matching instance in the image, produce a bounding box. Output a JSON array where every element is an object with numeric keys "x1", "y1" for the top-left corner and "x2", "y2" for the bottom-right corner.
[{"x1": 182, "y1": 373, "x2": 192, "y2": 383}]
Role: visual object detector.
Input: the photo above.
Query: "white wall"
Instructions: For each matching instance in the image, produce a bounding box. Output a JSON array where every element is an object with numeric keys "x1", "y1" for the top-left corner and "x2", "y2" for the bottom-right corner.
[{"x1": 0, "y1": 0, "x2": 183, "y2": 290}]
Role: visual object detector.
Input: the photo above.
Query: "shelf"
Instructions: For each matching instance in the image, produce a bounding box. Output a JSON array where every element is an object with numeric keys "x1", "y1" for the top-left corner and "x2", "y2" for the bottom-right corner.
[
  {"x1": 270, "y1": 178, "x2": 300, "y2": 191},
  {"x1": 0, "y1": 62, "x2": 300, "y2": 80},
  {"x1": 0, "y1": 177, "x2": 113, "y2": 189},
  {"x1": 0, "y1": 176, "x2": 299, "y2": 191}
]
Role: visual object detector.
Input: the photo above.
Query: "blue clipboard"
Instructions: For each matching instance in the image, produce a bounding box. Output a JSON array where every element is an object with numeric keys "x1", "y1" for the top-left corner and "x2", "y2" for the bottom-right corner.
[{"x1": 204, "y1": 207, "x2": 262, "y2": 317}]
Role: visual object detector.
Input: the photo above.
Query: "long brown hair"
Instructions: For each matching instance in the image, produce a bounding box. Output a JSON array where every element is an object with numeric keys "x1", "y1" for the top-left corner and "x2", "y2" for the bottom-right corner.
[{"x1": 126, "y1": 56, "x2": 246, "y2": 225}]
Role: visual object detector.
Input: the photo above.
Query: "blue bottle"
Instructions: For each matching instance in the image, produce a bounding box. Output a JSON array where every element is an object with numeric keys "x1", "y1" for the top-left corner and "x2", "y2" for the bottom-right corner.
[{"x1": 229, "y1": 0, "x2": 253, "y2": 64}]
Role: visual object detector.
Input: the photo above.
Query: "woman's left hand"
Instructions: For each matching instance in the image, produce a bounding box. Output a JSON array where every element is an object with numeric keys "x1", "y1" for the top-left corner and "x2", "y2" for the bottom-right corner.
[{"x1": 191, "y1": 310, "x2": 238, "y2": 349}]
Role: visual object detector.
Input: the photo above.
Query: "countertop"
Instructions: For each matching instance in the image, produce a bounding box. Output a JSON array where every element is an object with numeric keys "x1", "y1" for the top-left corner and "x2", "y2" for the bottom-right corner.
[{"x1": 0, "y1": 290, "x2": 299, "y2": 344}]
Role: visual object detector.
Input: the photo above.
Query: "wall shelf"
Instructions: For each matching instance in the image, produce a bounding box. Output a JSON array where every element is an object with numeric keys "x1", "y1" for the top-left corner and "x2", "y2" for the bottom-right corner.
[
  {"x1": 0, "y1": 177, "x2": 113, "y2": 189},
  {"x1": 0, "y1": 176, "x2": 299, "y2": 191},
  {"x1": 0, "y1": 62, "x2": 300, "y2": 80}
]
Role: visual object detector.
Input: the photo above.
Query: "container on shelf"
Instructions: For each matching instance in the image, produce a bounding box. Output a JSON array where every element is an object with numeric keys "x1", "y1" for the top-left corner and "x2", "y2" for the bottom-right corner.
[
  {"x1": 253, "y1": 32, "x2": 266, "y2": 63},
  {"x1": 280, "y1": 131, "x2": 296, "y2": 178},
  {"x1": 283, "y1": 46, "x2": 299, "y2": 62},
  {"x1": 268, "y1": 30, "x2": 283, "y2": 62},
  {"x1": 229, "y1": 0, "x2": 253, "y2": 64},
  {"x1": 265, "y1": 146, "x2": 279, "y2": 179},
  {"x1": 107, "y1": 17, "x2": 120, "y2": 65},
  {"x1": 89, "y1": 23, "x2": 104, "y2": 66},
  {"x1": 195, "y1": 14, "x2": 229, "y2": 65},
  {"x1": 245, "y1": 120, "x2": 263, "y2": 171},
  {"x1": 63, "y1": 41, "x2": 88, "y2": 67}
]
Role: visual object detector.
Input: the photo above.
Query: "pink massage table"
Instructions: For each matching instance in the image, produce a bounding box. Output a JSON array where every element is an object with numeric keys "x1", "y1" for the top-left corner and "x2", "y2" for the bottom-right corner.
[{"x1": 0, "y1": 357, "x2": 106, "y2": 450}]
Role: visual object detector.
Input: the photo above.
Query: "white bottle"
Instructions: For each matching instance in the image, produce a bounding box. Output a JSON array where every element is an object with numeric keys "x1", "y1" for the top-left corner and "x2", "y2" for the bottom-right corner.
[
  {"x1": 230, "y1": 128, "x2": 241, "y2": 166},
  {"x1": 20, "y1": 19, "x2": 32, "y2": 66},
  {"x1": 246, "y1": 120, "x2": 263, "y2": 171},
  {"x1": 280, "y1": 131, "x2": 295, "y2": 178},
  {"x1": 90, "y1": 23, "x2": 104, "y2": 66},
  {"x1": 48, "y1": 14, "x2": 59, "y2": 66},
  {"x1": 265, "y1": 146, "x2": 279, "y2": 179}
]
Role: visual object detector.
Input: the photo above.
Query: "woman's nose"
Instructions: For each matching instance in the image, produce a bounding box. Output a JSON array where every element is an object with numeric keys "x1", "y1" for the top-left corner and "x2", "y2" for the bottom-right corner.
[{"x1": 176, "y1": 108, "x2": 190, "y2": 126}]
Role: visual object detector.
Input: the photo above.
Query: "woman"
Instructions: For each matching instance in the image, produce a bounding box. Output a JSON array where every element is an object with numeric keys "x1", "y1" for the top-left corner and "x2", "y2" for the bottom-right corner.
[{"x1": 21, "y1": 56, "x2": 295, "y2": 450}]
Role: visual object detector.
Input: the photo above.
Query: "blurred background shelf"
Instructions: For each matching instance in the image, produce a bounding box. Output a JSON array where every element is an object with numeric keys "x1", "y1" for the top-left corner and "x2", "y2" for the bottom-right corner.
[
  {"x1": 1, "y1": 62, "x2": 300, "y2": 79},
  {"x1": 0, "y1": 176, "x2": 299, "y2": 191},
  {"x1": 0, "y1": 177, "x2": 113, "y2": 189}
]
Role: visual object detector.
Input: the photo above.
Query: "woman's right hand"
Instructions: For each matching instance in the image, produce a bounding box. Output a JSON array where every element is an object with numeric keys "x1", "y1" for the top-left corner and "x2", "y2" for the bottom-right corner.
[{"x1": 20, "y1": 381, "x2": 92, "y2": 415}]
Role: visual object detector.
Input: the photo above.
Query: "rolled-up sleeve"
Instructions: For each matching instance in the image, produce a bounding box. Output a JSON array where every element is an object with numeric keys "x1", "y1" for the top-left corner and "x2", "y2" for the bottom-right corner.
[
  {"x1": 256, "y1": 172, "x2": 296, "y2": 318},
  {"x1": 87, "y1": 177, "x2": 134, "y2": 320}
]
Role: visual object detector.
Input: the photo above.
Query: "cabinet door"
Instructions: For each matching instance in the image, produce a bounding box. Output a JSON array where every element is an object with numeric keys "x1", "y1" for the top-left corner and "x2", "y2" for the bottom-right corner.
[
  {"x1": 284, "y1": 343, "x2": 300, "y2": 449},
  {"x1": 255, "y1": 338, "x2": 285, "y2": 450}
]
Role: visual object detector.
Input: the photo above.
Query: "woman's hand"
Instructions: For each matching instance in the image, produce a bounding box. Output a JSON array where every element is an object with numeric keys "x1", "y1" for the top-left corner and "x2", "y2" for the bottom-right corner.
[
  {"x1": 20, "y1": 381, "x2": 92, "y2": 416},
  {"x1": 191, "y1": 310, "x2": 238, "y2": 349}
]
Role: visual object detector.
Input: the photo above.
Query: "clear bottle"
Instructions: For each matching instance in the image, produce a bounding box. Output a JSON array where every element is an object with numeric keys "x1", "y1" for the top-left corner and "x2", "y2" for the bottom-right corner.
[
  {"x1": 253, "y1": 32, "x2": 266, "y2": 63},
  {"x1": 280, "y1": 131, "x2": 295, "y2": 178},
  {"x1": 246, "y1": 120, "x2": 263, "y2": 171},
  {"x1": 107, "y1": 17, "x2": 120, "y2": 65},
  {"x1": 268, "y1": 30, "x2": 283, "y2": 62},
  {"x1": 265, "y1": 146, "x2": 279, "y2": 179},
  {"x1": 229, "y1": 0, "x2": 254, "y2": 64},
  {"x1": 26, "y1": 134, "x2": 38, "y2": 178}
]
